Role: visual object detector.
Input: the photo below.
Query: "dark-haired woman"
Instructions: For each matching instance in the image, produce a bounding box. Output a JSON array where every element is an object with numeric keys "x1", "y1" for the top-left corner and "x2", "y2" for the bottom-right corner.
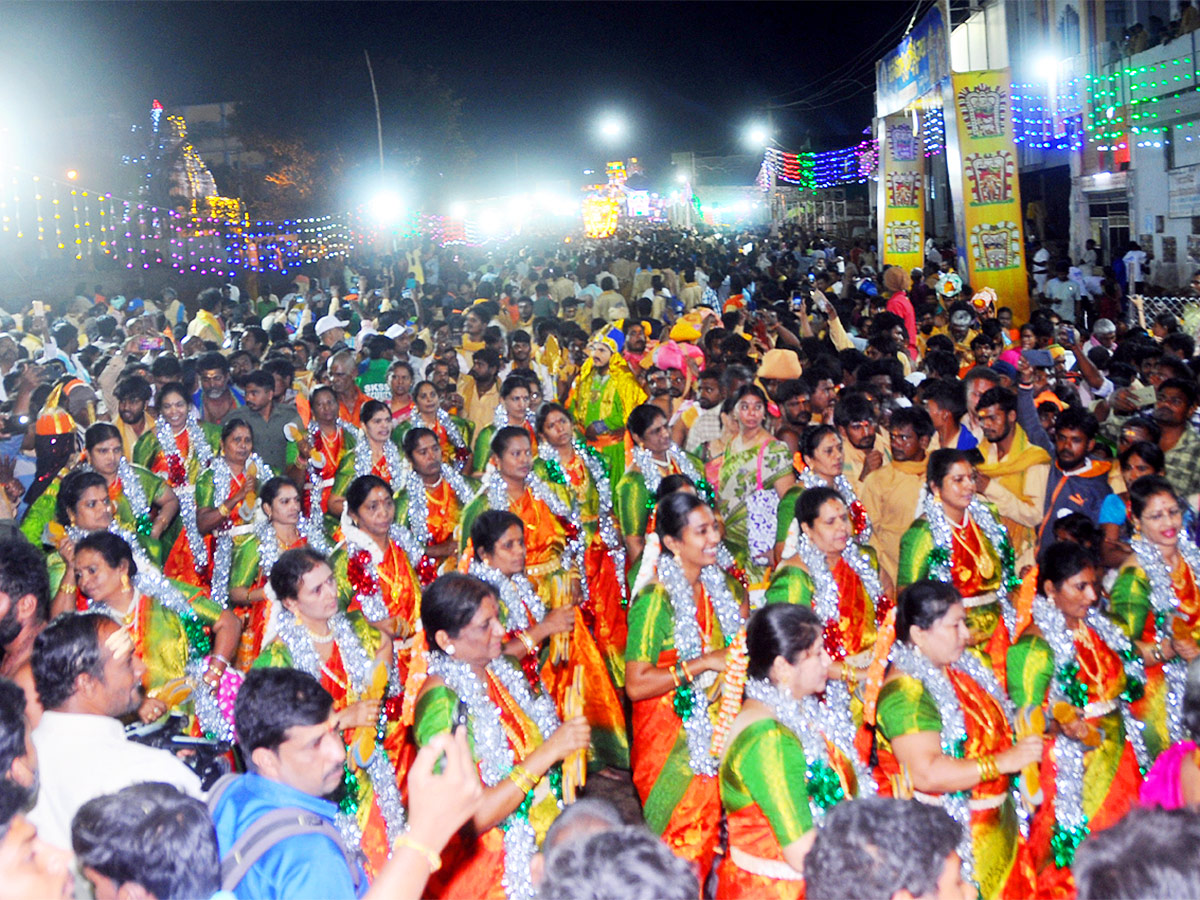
[
  {"x1": 228, "y1": 477, "x2": 331, "y2": 667},
  {"x1": 73, "y1": 531, "x2": 240, "y2": 734},
  {"x1": 784, "y1": 424, "x2": 873, "y2": 548},
  {"x1": 469, "y1": 509, "x2": 629, "y2": 770},
  {"x1": 289, "y1": 384, "x2": 358, "y2": 537},
  {"x1": 133, "y1": 380, "x2": 220, "y2": 566},
  {"x1": 48, "y1": 469, "x2": 135, "y2": 613},
  {"x1": 1099, "y1": 441, "x2": 1167, "y2": 570},
  {"x1": 718, "y1": 604, "x2": 874, "y2": 899},
  {"x1": 765, "y1": 486, "x2": 893, "y2": 730},
  {"x1": 254, "y1": 547, "x2": 405, "y2": 878},
  {"x1": 329, "y1": 475, "x2": 422, "y2": 680},
  {"x1": 616, "y1": 404, "x2": 710, "y2": 567},
  {"x1": 176, "y1": 419, "x2": 273, "y2": 603},
  {"x1": 413, "y1": 572, "x2": 590, "y2": 900},
  {"x1": 625, "y1": 491, "x2": 746, "y2": 876},
  {"x1": 874, "y1": 580, "x2": 1041, "y2": 900},
  {"x1": 898, "y1": 448, "x2": 1018, "y2": 683},
  {"x1": 535, "y1": 402, "x2": 628, "y2": 685},
  {"x1": 1111, "y1": 475, "x2": 1200, "y2": 762},
  {"x1": 1007, "y1": 542, "x2": 1144, "y2": 892},
  {"x1": 715, "y1": 385, "x2": 795, "y2": 600},
  {"x1": 472, "y1": 374, "x2": 536, "y2": 472},
  {"x1": 392, "y1": 379, "x2": 473, "y2": 472},
  {"x1": 329, "y1": 399, "x2": 407, "y2": 523}
]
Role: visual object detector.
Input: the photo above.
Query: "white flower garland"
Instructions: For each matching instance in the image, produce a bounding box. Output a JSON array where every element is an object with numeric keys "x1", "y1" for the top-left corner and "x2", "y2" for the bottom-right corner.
[
  {"x1": 209, "y1": 453, "x2": 272, "y2": 609},
  {"x1": 657, "y1": 553, "x2": 743, "y2": 776},
  {"x1": 401, "y1": 465, "x2": 474, "y2": 547},
  {"x1": 154, "y1": 413, "x2": 212, "y2": 567},
  {"x1": 538, "y1": 439, "x2": 628, "y2": 603},
  {"x1": 409, "y1": 406, "x2": 467, "y2": 449},
  {"x1": 888, "y1": 641, "x2": 1023, "y2": 890},
  {"x1": 468, "y1": 559, "x2": 546, "y2": 633},
  {"x1": 920, "y1": 491, "x2": 1017, "y2": 637},
  {"x1": 353, "y1": 432, "x2": 409, "y2": 493},
  {"x1": 339, "y1": 520, "x2": 422, "y2": 622},
  {"x1": 742, "y1": 677, "x2": 875, "y2": 824},
  {"x1": 799, "y1": 466, "x2": 873, "y2": 543},
  {"x1": 1129, "y1": 537, "x2": 1200, "y2": 745},
  {"x1": 274, "y1": 607, "x2": 406, "y2": 846},
  {"x1": 1030, "y1": 594, "x2": 1149, "y2": 862},
  {"x1": 426, "y1": 653, "x2": 560, "y2": 900}
]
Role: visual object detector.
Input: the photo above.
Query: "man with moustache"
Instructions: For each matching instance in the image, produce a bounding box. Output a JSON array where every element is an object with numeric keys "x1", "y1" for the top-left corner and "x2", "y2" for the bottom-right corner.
[
  {"x1": 682, "y1": 367, "x2": 726, "y2": 452},
  {"x1": 859, "y1": 407, "x2": 934, "y2": 580}
]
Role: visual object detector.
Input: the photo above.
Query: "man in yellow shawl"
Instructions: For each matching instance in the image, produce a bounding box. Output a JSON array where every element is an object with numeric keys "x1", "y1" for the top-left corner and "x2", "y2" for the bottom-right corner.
[
  {"x1": 567, "y1": 324, "x2": 647, "y2": 494},
  {"x1": 972, "y1": 385, "x2": 1050, "y2": 567}
]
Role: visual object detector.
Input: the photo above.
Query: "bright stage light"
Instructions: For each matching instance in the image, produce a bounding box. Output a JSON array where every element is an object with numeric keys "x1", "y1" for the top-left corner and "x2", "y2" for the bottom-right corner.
[
  {"x1": 745, "y1": 123, "x2": 772, "y2": 148},
  {"x1": 367, "y1": 189, "x2": 406, "y2": 226},
  {"x1": 598, "y1": 115, "x2": 626, "y2": 140},
  {"x1": 449, "y1": 201, "x2": 468, "y2": 218}
]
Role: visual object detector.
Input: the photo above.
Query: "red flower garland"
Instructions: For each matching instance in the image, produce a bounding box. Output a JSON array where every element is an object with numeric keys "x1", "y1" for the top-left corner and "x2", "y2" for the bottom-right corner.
[
  {"x1": 849, "y1": 500, "x2": 869, "y2": 536},
  {"x1": 166, "y1": 454, "x2": 187, "y2": 488},
  {"x1": 346, "y1": 549, "x2": 378, "y2": 607},
  {"x1": 416, "y1": 554, "x2": 440, "y2": 587}
]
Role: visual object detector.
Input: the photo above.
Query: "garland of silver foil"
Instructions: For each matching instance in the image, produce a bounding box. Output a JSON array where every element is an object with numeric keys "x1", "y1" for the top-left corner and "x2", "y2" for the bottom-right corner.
[
  {"x1": 888, "y1": 641, "x2": 1023, "y2": 890},
  {"x1": 658, "y1": 553, "x2": 742, "y2": 777},
  {"x1": 920, "y1": 492, "x2": 1017, "y2": 638},
  {"x1": 426, "y1": 653, "x2": 559, "y2": 900},
  {"x1": 794, "y1": 532, "x2": 885, "y2": 628},
  {"x1": 209, "y1": 453, "x2": 272, "y2": 610},
  {"x1": 68, "y1": 522, "x2": 156, "y2": 582},
  {"x1": 353, "y1": 432, "x2": 409, "y2": 493},
  {"x1": 274, "y1": 606, "x2": 407, "y2": 845},
  {"x1": 742, "y1": 677, "x2": 875, "y2": 824},
  {"x1": 1085, "y1": 611, "x2": 1149, "y2": 771},
  {"x1": 252, "y1": 513, "x2": 332, "y2": 584},
  {"x1": 155, "y1": 413, "x2": 211, "y2": 567},
  {"x1": 305, "y1": 418, "x2": 357, "y2": 520},
  {"x1": 341, "y1": 521, "x2": 423, "y2": 622},
  {"x1": 401, "y1": 465, "x2": 474, "y2": 547},
  {"x1": 114, "y1": 456, "x2": 152, "y2": 525},
  {"x1": 468, "y1": 559, "x2": 546, "y2": 632},
  {"x1": 630, "y1": 443, "x2": 703, "y2": 496},
  {"x1": 538, "y1": 439, "x2": 628, "y2": 603},
  {"x1": 799, "y1": 466, "x2": 873, "y2": 544},
  {"x1": 409, "y1": 406, "x2": 467, "y2": 449},
  {"x1": 1130, "y1": 536, "x2": 1200, "y2": 745}
]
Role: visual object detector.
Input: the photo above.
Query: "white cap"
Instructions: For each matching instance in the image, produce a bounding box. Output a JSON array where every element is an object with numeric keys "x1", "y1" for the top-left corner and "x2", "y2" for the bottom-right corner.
[
  {"x1": 384, "y1": 323, "x2": 405, "y2": 339},
  {"x1": 315, "y1": 314, "x2": 349, "y2": 337}
]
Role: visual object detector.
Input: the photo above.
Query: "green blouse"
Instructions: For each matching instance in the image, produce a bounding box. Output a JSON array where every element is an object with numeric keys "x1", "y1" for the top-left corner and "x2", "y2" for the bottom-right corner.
[{"x1": 720, "y1": 717, "x2": 813, "y2": 846}]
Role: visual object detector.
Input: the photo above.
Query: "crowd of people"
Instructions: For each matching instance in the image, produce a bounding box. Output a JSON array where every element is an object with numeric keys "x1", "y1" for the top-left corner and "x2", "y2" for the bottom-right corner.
[{"x1": 1, "y1": 223, "x2": 1200, "y2": 899}]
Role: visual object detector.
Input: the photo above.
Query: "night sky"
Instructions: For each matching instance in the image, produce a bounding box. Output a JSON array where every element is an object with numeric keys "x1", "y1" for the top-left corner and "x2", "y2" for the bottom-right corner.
[{"x1": 4, "y1": 1, "x2": 927, "y2": 195}]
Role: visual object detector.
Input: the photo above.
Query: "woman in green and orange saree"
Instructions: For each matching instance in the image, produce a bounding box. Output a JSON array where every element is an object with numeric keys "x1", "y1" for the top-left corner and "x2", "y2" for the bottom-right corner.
[
  {"x1": 718, "y1": 603, "x2": 874, "y2": 899},
  {"x1": 72, "y1": 531, "x2": 241, "y2": 739},
  {"x1": 1007, "y1": 542, "x2": 1144, "y2": 896},
  {"x1": 413, "y1": 573, "x2": 590, "y2": 900},
  {"x1": 898, "y1": 449, "x2": 1019, "y2": 685},
  {"x1": 229, "y1": 477, "x2": 331, "y2": 668},
  {"x1": 715, "y1": 386, "x2": 795, "y2": 602},
  {"x1": 1110, "y1": 474, "x2": 1200, "y2": 763},
  {"x1": 765, "y1": 486, "x2": 893, "y2": 731},
  {"x1": 254, "y1": 547, "x2": 406, "y2": 880},
  {"x1": 467, "y1": 508, "x2": 628, "y2": 771},
  {"x1": 874, "y1": 580, "x2": 1041, "y2": 900},
  {"x1": 625, "y1": 492, "x2": 745, "y2": 879},
  {"x1": 535, "y1": 402, "x2": 628, "y2": 686}
]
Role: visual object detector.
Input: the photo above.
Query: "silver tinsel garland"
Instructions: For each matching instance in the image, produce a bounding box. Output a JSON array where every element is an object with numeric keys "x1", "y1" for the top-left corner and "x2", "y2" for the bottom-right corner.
[
  {"x1": 539, "y1": 439, "x2": 628, "y2": 603},
  {"x1": 401, "y1": 465, "x2": 474, "y2": 547},
  {"x1": 303, "y1": 418, "x2": 357, "y2": 519},
  {"x1": 743, "y1": 677, "x2": 875, "y2": 824},
  {"x1": 920, "y1": 491, "x2": 1017, "y2": 637},
  {"x1": 274, "y1": 607, "x2": 407, "y2": 843},
  {"x1": 426, "y1": 653, "x2": 560, "y2": 900},
  {"x1": 340, "y1": 521, "x2": 422, "y2": 621},
  {"x1": 630, "y1": 443, "x2": 704, "y2": 496},
  {"x1": 468, "y1": 559, "x2": 546, "y2": 632},
  {"x1": 794, "y1": 532, "x2": 885, "y2": 628},
  {"x1": 888, "y1": 641, "x2": 1023, "y2": 890},
  {"x1": 114, "y1": 456, "x2": 152, "y2": 525},
  {"x1": 799, "y1": 466, "x2": 873, "y2": 544},
  {"x1": 409, "y1": 406, "x2": 468, "y2": 449},
  {"x1": 209, "y1": 453, "x2": 273, "y2": 610},
  {"x1": 353, "y1": 432, "x2": 409, "y2": 493},
  {"x1": 154, "y1": 413, "x2": 211, "y2": 567},
  {"x1": 1130, "y1": 536, "x2": 1200, "y2": 745}
]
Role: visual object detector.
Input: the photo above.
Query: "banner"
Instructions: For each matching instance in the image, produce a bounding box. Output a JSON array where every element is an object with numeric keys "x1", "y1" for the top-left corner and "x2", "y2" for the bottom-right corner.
[
  {"x1": 948, "y1": 69, "x2": 1030, "y2": 319},
  {"x1": 875, "y1": 1, "x2": 950, "y2": 118},
  {"x1": 878, "y1": 112, "x2": 925, "y2": 274}
]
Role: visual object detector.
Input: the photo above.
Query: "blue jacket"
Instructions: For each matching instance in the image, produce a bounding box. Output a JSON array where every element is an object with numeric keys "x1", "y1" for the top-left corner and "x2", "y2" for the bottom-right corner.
[{"x1": 211, "y1": 772, "x2": 367, "y2": 900}]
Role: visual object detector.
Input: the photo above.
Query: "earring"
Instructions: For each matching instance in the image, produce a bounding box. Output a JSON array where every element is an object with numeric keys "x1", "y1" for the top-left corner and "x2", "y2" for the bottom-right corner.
[
  {"x1": 120, "y1": 573, "x2": 131, "y2": 593},
  {"x1": 445, "y1": 644, "x2": 456, "y2": 656}
]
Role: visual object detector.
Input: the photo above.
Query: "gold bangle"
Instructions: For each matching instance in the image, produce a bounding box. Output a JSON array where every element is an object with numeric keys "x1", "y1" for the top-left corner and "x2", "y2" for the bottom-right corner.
[
  {"x1": 509, "y1": 764, "x2": 538, "y2": 794},
  {"x1": 393, "y1": 835, "x2": 441, "y2": 873},
  {"x1": 680, "y1": 660, "x2": 694, "y2": 682},
  {"x1": 217, "y1": 503, "x2": 230, "y2": 518},
  {"x1": 668, "y1": 664, "x2": 680, "y2": 688},
  {"x1": 516, "y1": 630, "x2": 537, "y2": 656}
]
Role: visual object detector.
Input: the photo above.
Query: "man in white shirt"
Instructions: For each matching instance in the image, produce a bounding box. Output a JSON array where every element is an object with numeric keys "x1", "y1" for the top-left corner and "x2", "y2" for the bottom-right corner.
[
  {"x1": 1123, "y1": 242, "x2": 1148, "y2": 293},
  {"x1": 1031, "y1": 241, "x2": 1051, "y2": 293},
  {"x1": 28, "y1": 613, "x2": 202, "y2": 850},
  {"x1": 1042, "y1": 261, "x2": 1082, "y2": 325}
]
